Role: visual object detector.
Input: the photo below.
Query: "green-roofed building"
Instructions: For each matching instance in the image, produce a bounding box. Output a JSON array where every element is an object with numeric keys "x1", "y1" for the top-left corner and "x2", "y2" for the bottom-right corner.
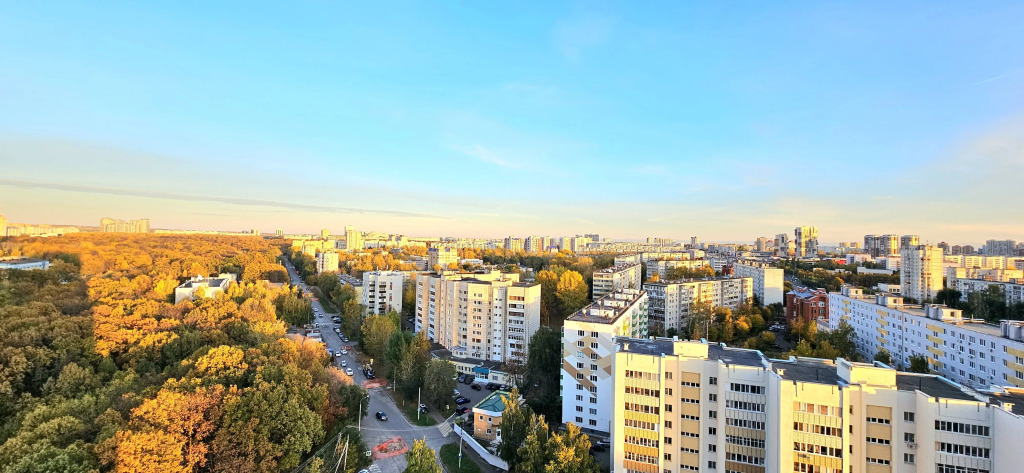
[{"x1": 472, "y1": 390, "x2": 513, "y2": 443}]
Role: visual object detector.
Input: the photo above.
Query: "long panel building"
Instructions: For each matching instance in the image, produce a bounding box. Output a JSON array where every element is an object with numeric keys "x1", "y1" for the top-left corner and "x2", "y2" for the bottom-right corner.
[
  {"x1": 562, "y1": 288, "x2": 649, "y2": 436},
  {"x1": 592, "y1": 263, "x2": 642, "y2": 299},
  {"x1": 733, "y1": 262, "x2": 784, "y2": 306},
  {"x1": 644, "y1": 277, "x2": 753, "y2": 333},
  {"x1": 611, "y1": 337, "x2": 1024, "y2": 473},
  {"x1": 414, "y1": 270, "x2": 540, "y2": 363},
  {"x1": 827, "y1": 285, "x2": 1024, "y2": 390}
]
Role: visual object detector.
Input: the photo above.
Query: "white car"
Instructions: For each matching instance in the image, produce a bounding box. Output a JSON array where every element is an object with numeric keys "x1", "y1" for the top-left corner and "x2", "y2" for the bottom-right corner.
[
  {"x1": 345, "y1": 368, "x2": 354, "y2": 376},
  {"x1": 341, "y1": 349, "x2": 348, "y2": 355},
  {"x1": 341, "y1": 360, "x2": 347, "y2": 367}
]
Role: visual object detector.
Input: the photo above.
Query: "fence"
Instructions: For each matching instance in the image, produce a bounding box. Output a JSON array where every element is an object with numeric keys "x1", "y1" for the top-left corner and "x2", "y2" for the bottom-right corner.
[{"x1": 452, "y1": 423, "x2": 508, "y2": 471}]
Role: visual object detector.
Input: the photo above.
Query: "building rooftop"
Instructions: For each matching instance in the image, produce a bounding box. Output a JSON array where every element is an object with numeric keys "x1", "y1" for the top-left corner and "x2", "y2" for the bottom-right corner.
[
  {"x1": 895, "y1": 373, "x2": 981, "y2": 402},
  {"x1": 474, "y1": 390, "x2": 512, "y2": 414},
  {"x1": 987, "y1": 388, "x2": 1024, "y2": 416},
  {"x1": 566, "y1": 289, "x2": 647, "y2": 324},
  {"x1": 771, "y1": 357, "x2": 844, "y2": 385},
  {"x1": 836, "y1": 289, "x2": 1005, "y2": 338},
  {"x1": 708, "y1": 344, "x2": 768, "y2": 368},
  {"x1": 644, "y1": 275, "x2": 749, "y2": 287},
  {"x1": 618, "y1": 337, "x2": 676, "y2": 356},
  {"x1": 594, "y1": 263, "x2": 641, "y2": 275}
]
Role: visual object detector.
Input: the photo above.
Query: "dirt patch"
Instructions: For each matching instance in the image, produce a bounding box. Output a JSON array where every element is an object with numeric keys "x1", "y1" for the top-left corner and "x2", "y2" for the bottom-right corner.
[
  {"x1": 371, "y1": 436, "x2": 408, "y2": 460},
  {"x1": 363, "y1": 379, "x2": 388, "y2": 389}
]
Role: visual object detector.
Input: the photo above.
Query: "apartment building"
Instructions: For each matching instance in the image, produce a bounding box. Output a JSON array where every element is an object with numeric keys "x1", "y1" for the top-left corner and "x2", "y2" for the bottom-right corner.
[
  {"x1": 827, "y1": 285, "x2": 1024, "y2": 390},
  {"x1": 794, "y1": 226, "x2": 818, "y2": 258},
  {"x1": 344, "y1": 225, "x2": 363, "y2": 251},
  {"x1": 733, "y1": 262, "x2": 784, "y2": 305},
  {"x1": 648, "y1": 259, "x2": 713, "y2": 281},
  {"x1": 414, "y1": 270, "x2": 540, "y2": 363},
  {"x1": 775, "y1": 233, "x2": 794, "y2": 258},
  {"x1": 786, "y1": 287, "x2": 829, "y2": 327},
  {"x1": 562, "y1": 288, "x2": 649, "y2": 435},
  {"x1": 593, "y1": 263, "x2": 642, "y2": 299},
  {"x1": 361, "y1": 270, "x2": 404, "y2": 315},
  {"x1": 643, "y1": 277, "x2": 753, "y2": 333},
  {"x1": 427, "y1": 245, "x2": 459, "y2": 270},
  {"x1": 952, "y1": 279, "x2": 1024, "y2": 306},
  {"x1": 900, "y1": 245, "x2": 943, "y2": 302},
  {"x1": 315, "y1": 251, "x2": 339, "y2": 274},
  {"x1": 985, "y1": 239, "x2": 1017, "y2": 256},
  {"x1": 0, "y1": 257, "x2": 50, "y2": 270},
  {"x1": 100, "y1": 217, "x2": 150, "y2": 233},
  {"x1": 610, "y1": 336, "x2": 1024, "y2": 473},
  {"x1": 865, "y1": 234, "x2": 899, "y2": 258}
]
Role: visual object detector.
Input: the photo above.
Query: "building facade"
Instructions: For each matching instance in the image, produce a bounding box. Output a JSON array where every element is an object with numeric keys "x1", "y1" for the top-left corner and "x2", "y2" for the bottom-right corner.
[
  {"x1": 561, "y1": 288, "x2": 649, "y2": 435},
  {"x1": 900, "y1": 245, "x2": 943, "y2": 302},
  {"x1": 865, "y1": 234, "x2": 900, "y2": 258},
  {"x1": 174, "y1": 273, "x2": 236, "y2": 304},
  {"x1": 361, "y1": 270, "x2": 404, "y2": 315},
  {"x1": 643, "y1": 277, "x2": 753, "y2": 333},
  {"x1": 827, "y1": 285, "x2": 1024, "y2": 390},
  {"x1": 610, "y1": 337, "x2": 1024, "y2": 473},
  {"x1": 427, "y1": 245, "x2": 459, "y2": 270},
  {"x1": 794, "y1": 226, "x2": 819, "y2": 257},
  {"x1": 0, "y1": 257, "x2": 50, "y2": 270},
  {"x1": 315, "y1": 251, "x2": 339, "y2": 274},
  {"x1": 344, "y1": 225, "x2": 363, "y2": 251},
  {"x1": 592, "y1": 263, "x2": 642, "y2": 299},
  {"x1": 414, "y1": 271, "x2": 540, "y2": 363},
  {"x1": 733, "y1": 262, "x2": 784, "y2": 306},
  {"x1": 785, "y1": 287, "x2": 829, "y2": 327},
  {"x1": 100, "y1": 217, "x2": 150, "y2": 233}
]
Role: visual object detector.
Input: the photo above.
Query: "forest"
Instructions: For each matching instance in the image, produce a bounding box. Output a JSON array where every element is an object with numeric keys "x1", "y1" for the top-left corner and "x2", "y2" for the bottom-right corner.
[{"x1": 0, "y1": 234, "x2": 366, "y2": 473}]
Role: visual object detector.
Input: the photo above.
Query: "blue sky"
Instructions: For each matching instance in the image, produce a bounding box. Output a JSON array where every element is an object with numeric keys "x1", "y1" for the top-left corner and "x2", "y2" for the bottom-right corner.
[{"x1": 1, "y1": 2, "x2": 1022, "y2": 244}]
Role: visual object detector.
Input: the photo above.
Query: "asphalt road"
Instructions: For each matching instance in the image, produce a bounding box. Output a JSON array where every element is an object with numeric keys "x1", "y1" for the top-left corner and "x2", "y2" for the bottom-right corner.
[{"x1": 282, "y1": 260, "x2": 451, "y2": 472}]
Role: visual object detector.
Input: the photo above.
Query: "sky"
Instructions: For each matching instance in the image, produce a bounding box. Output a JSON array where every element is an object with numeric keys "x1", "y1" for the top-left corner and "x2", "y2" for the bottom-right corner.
[{"x1": 1, "y1": 2, "x2": 1023, "y2": 245}]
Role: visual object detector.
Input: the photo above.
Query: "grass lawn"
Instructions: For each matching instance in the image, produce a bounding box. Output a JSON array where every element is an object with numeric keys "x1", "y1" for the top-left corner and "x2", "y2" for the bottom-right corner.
[
  {"x1": 309, "y1": 287, "x2": 339, "y2": 313},
  {"x1": 395, "y1": 396, "x2": 437, "y2": 426},
  {"x1": 439, "y1": 443, "x2": 482, "y2": 473}
]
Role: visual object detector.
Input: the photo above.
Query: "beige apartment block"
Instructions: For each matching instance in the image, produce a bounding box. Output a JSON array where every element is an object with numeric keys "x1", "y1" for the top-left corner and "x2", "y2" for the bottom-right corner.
[{"x1": 593, "y1": 263, "x2": 642, "y2": 299}]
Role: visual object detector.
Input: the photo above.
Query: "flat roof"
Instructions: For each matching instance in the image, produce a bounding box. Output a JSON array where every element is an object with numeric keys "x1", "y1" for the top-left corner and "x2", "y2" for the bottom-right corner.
[
  {"x1": 618, "y1": 338, "x2": 676, "y2": 356},
  {"x1": 567, "y1": 290, "x2": 646, "y2": 324},
  {"x1": 988, "y1": 389, "x2": 1024, "y2": 416},
  {"x1": 708, "y1": 344, "x2": 767, "y2": 368},
  {"x1": 644, "y1": 275, "x2": 748, "y2": 286},
  {"x1": 838, "y1": 291, "x2": 1005, "y2": 337},
  {"x1": 0, "y1": 257, "x2": 48, "y2": 264},
  {"x1": 771, "y1": 358, "x2": 843, "y2": 385},
  {"x1": 895, "y1": 374, "x2": 980, "y2": 402}
]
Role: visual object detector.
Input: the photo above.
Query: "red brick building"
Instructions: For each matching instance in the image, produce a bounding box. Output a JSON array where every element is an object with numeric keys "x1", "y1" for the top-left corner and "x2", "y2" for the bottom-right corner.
[{"x1": 785, "y1": 287, "x2": 829, "y2": 326}]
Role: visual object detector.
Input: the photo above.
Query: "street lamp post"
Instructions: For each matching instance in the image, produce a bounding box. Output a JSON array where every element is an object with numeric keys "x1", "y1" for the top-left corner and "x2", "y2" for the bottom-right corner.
[{"x1": 357, "y1": 393, "x2": 369, "y2": 432}]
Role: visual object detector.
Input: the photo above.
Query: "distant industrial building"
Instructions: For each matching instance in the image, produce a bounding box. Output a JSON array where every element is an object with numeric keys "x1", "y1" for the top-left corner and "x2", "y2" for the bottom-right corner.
[{"x1": 174, "y1": 274, "x2": 236, "y2": 304}]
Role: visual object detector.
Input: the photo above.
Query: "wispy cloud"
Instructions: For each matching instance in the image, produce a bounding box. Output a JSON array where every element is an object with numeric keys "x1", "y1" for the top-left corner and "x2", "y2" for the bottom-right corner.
[
  {"x1": 0, "y1": 179, "x2": 450, "y2": 219},
  {"x1": 454, "y1": 144, "x2": 520, "y2": 168},
  {"x1": 972, "y1": 71, "x2": 1018, "y2": 86}
]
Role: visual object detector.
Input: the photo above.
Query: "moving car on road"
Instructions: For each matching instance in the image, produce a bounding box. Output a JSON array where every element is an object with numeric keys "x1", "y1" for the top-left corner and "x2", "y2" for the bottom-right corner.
[
  {"x1": 375, "y1": 411, "x2": 388, "y2": 421},
  {"x1": 345, "y1": 368, "x2": 354, "y2": 376}
]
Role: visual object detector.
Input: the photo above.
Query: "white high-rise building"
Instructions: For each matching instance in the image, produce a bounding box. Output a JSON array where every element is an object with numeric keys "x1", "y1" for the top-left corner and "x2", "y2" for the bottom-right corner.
[
  {"x1": 774, "y1": 233, "x2": 793, "y2": 257},
  {"x1": 643, "y1": 276, "x2": 753, "y2": 332},
  {"x1": 344, "y1": 225, "x2": 363, "y2": 251},
  {"x1": 315, "y1": 251, "x2": 339, "y2": 274},
  {"x1": 900, "y1": 244, "x2": 943, "y2": 301},
  {"x1": 592, "y1": 263, "x2": 642, "y2": 299},
  {"x1": 733, "y1": 261, "x2": 784, "y2": 305},
  {"x1": 561, "y1": 288, "x2": 648, "y2": 436},
  {"x1": 609, "y1": 336, "x2": 1024, "y2": 473},
  {"x1": 361, "y1": 270, "x2": 404, "y2": 315},
  {"x1": 794, "y1": 225, "x2": 818, "y2": 257},
  {"x1": 414, "y1": 270, "x2": 540, "y2": 362}
]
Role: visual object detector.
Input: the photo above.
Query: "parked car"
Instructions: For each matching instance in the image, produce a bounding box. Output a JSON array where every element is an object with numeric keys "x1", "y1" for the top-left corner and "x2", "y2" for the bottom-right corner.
[
  {"x1": 345, "y1": 368, "x2": 354, "y2": 376},
  {"x1": 334, "y1": 352, "x2": 341, "y2": 358},
  {"x1": 485, "y1": 383, "x2": 498, "y2": 390},
  {"x1": 341, "y1": 360, "x2": 347, "y2": 367},
  {"x1": 341, "y1": 349, "x2": 348, "y2": 355},
  {"x1": 456, "y1": 374, "x2": 466, "y2": 383},
  {"x1": 455, "y1": 397, "x2": 471, "y2": 404},
  {"x1": 375, "y1": 411, "x2": 388, "y2": 421},
  {"x1": 342, "y1": 337, "x2": 349, "y2": 342},
  {"x1": 595, "y1": 439, "x2": 611, "y2": 448},
  {"x1": 456, "y1": 406, "x2": 471, "y2": 415},
  {"x1": 453, "y1": 389, "x2": 461, "y2": 398},
  {"x1": 470, "y1": 384, "x2": 482, "y2": 391}
]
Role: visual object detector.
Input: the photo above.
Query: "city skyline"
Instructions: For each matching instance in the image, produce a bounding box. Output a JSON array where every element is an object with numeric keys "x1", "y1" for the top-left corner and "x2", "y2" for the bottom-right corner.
[{"x1": 3, "y1": 3, "x2": 1024, "y2": 242}]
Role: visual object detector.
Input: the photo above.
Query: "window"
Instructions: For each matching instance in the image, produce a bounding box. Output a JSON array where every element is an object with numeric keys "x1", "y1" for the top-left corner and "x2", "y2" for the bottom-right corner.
[
  {"x1": 575, "y1": 416, "x2": 582, "y2": 423},
  {"x1": 904, "y1": 433, "x2": 915, "y2": 443},
  {"x1": 665, "y1": 388, "x2": 673, "y2": 396},
  {"x1": 666, "y1": 404, "x2": 673, "y2": 412},
  {"x1": 708, "y1": 410, "x2": 717, "y2": 418},
  {"x1": 576, "y1": 406, "x2": 583, "y2": 412},
  {"x1": 709, "y1": 377, "x2": 718, "y2": 385},
  {"x1": 866, "y1": 417, "x2": 891, "y2": 425},
  {"x1": 708, "y1": 461, "x2": 717, "y2": 469},
  {"x1": 577, "y1": 341, "x2": 584, "y2": 347},
  {"x1": 576, "y1": 395, "x2": 583, "y2": 401},
  {"x1": 664, "y1": 437, "x2": 672, "y2": 445},
  {"x1": 904, "y1": 411, "x2": 915, "y2": 422},
  {"x1": 903, "y1": 453, "x2": 915, "y2": 464},
  {"x1": 577, "y1": 362, "x2": 584, "y2": 369},
  {"x1": 589, "y1": 419, "x2": 597, "y2": 426},
  {"x1": 708, "y1": 393, "x2": 717, "y2": 402},
  {"x1": 577, "y1": 330, "x2": 584, "y2": 336},
  {"x1": 708, "y1": 443, "x2": 717, "y2": 452},
  {"x1": 664, "y1": 453, "x2": 672, "y2": 461},
  {"x1": 590, "y1": 364, "x2": 597, "y2": 371},
  {"x1": 589, "y1": 408, "x2": 597, "y2": 415},
  {"x1": 590, "y1": 353, "x2": 598, "y2": 360},
  {"x1": 665, "y1": 421, "x2": 672, "y2": 429},
  {"x1": 708, "y1": 427, "x2": 717, "y2": 436},
  {"x1": 590, "y1": 398, "x2": 597, "y2": 404},
  {"x1": 590, "y1": 331, "x2": 598, "y2": 337}
]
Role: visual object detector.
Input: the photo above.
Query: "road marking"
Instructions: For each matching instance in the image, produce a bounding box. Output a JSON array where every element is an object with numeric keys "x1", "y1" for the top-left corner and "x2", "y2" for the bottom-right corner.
[
  {"x1": 437, "y1": 422, "x2": 452, "y2": 437},
  {"x1": 367, "y1": 464, "x2": 382, "y2": 473}
]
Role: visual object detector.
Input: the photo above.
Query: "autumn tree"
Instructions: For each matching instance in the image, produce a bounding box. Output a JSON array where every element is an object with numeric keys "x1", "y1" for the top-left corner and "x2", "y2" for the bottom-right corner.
[
  {"x1": 403, "y1": 438, "x2": 441, "y2": 473},
  {"x1": 361, "y1": 313, "x2": 398, "y2": 360},
  {"x1": 555, "y1": 270, "x2": 588, "y2": 319}
]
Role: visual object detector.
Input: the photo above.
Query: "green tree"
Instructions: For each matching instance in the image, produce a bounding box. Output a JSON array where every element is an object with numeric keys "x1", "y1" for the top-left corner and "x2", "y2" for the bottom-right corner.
[
  {"x1": 825, "y1": 321, "x2": 858, "y2": 359},
  {"x1": 497, "y1": 388, "x2": 530, "y2": 470},
  {"x1": 545, "y1": 423, "x2": 600, "y2": 473},
  {"x1": 874, "y1": 349, "x2": 892, "y2": 365},
  {"x1": 386, "y1": 331, "x2": 413, "y2": 384},
  {"x1": 403, "y1": 438, "x2": 441, "y2": 473},
  {"x1": 908, "y1": 354, "x2": 930, "y2": 373},
  {"x1": 423, "y1": 359, "x2": 457, "y2": 409},
  {"x1": 361, "y1": 313, "x2": 398, "y2": 360},
  {"x1": 555, "y1": 270, "x2": 589, "y2": 319},
  {"x1": 523, "y1": 327, "x2": 561, "y2": 421},
  {"x1": 516, "y1": 415, "x2": 551, "y2": 473},
  {"x1": 341, "y1": 300, "x2": 366, "y2": 339},
  {"x1": 935, "y1": 288, "x2": 963, "y2": 308},
  {"x1": 535, "y1": 269, "x2": 561, "y2": 326}
]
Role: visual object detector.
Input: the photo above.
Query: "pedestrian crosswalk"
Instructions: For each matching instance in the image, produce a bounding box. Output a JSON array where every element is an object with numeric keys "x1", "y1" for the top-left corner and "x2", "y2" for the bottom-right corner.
[
  {"x1": 367, "y1": 464, "x2": 382, "y2": 473},
  {"x1": 437, "y1": 421, "x2": 453, "y2": 437}
]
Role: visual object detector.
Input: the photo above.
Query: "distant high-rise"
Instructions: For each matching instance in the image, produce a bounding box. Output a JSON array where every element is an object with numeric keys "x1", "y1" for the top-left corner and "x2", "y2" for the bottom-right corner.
[
  {"x1": 774, "y1": 233, "x2": 793, "y2": 257},
  {"x1": 899, "y1": 234, "x2": 920, "y2": 249},
  {"x1": 754, "y1": 237, "x2": 768, "y2": 252},
  {"x1": 985, "y1": 239, "x2": 1017, "y2": 256},
  {"x1": 864, "y1": 234, "x2": 898, "y2": 257},
  {"x1": 427, "y1": 245, "x2": 458, "y2": 270},
  {"x1": 690, "y1": 236, "x2": 700, "y2": 248},
  {"x1": 276, "y1": 229, "x2": 284, "y2": 237},
  {"x1": 0, "y1": 214, "x2": 7, "y2": 237},
  {"x1": 794, "y1": 226, "x2": 818, "y2": 257},
  {"x1": 315, "y1": 252, "x2": 339, "y2": 274},
  {"x1": 321, "y1": 229, "x2": 331, "y2": 239},
  {"x1": 100, "y1": 217, "x2": 150, "y2": 233},
  {"x1": 900, "y1": 245, "x2": 943, "y2": 302},
  {"x1": 344, "y1": 225, "x2": 363, "y2": 251}
]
